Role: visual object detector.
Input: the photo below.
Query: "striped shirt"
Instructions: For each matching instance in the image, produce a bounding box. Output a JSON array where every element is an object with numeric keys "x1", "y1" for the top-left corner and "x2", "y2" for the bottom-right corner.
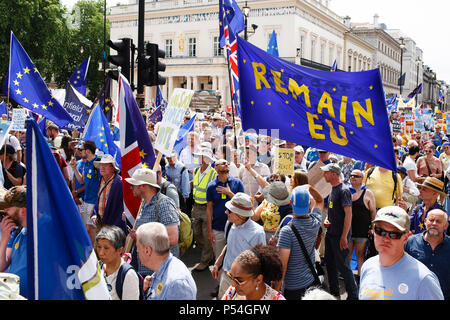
[{"x1": 277, "y1": 208, "x2": 322, "y2": 290}]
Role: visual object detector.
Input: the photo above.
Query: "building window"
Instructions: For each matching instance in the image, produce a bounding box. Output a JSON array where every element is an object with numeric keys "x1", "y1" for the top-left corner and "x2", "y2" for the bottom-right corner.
[
  {"x1": 189, "y1": 37, "x2": 196, "y2": 57},
  {"x1": 165, "y1": 39, "x2": 173, "y2": 58},
  {"x1": 213, "y1": 36, "x2": 222, "y2": 57}
]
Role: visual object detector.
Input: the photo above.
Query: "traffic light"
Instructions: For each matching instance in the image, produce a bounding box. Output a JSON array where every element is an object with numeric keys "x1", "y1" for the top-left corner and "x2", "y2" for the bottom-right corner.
[
  {"x1": 107, "y1": 38, "x2": 132, "y2": 82},
  {"x1": 142, "y1": 42, "x2": 166, "y2": 86}
]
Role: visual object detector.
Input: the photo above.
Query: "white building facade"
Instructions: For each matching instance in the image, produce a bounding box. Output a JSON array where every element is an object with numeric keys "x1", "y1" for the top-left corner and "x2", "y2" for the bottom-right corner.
[{"x1": 108, "y1": 0, "x2": 380, "y2": 107}]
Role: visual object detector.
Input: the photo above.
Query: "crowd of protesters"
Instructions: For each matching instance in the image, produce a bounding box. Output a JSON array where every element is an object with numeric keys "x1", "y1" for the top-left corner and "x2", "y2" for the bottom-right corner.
[{"x1": 0, "y1": 107, "x2": 448, "y2": 301}]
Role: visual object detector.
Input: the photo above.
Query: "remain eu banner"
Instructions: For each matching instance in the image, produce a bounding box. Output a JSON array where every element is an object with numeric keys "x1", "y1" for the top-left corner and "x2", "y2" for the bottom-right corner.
[{"x1": 237, "y1": 37, "x2": 396, "y2": 172}]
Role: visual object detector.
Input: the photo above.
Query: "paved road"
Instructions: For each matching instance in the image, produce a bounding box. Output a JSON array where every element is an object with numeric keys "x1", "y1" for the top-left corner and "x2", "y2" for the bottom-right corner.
[{"x1": 181, "y1": 243, "x2": 219, "y2": 300}]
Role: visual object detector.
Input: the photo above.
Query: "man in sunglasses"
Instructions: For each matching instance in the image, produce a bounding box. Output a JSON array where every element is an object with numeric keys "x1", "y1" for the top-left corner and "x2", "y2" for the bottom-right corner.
[{"x1": 359, "y1": 206, "x2": 443, "y2": 300}]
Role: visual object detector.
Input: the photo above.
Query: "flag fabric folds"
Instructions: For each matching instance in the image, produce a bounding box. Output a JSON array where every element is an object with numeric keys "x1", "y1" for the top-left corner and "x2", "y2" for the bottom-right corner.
[
  {"x1": 82, "y1": 102, "x2": 121, "y2": 169},
  {"x1": 69, "y1": 57, "x2": 90, "y2": 96},
  {"x1": 93, "y1": 77, "x2": 115, "y2": 123},
  {"x1": 26, "y1": 119, "x2": 110, "y2": 300},
  {"x1": 219, "y1": 0, "x2": 244, "y2": 117},
  {"x1": 118, "y1": 75, "x2": 156, "y2": 225},
  {"x1": 439, "y1": 90, "x2": 445, "y2": 104},
  {"x1": 237, "y1": 36, "x2": 397, "y2": 172},
  {"x1": 0, "y1": 100, "x2": 7, "y2": 116},
  {"x1": 219, "y1": 0, "x2": 245, "y2": 48},
  {"x1": 62, "y1": 82, "x2": 90, "y2": 132},
  {"x1": 407, "y1": 83, "x2": 422, "y2": 99},
  {"x1": 148, "y1": 106, "x2": 163, "y2": 124},
  {"x1": 267, "y1": 30, "x2": 279, "y2": 57},
  {"x1": 173, "y1": 114, "x2": 197, "y2": 155},
  {"x1": 5, "y1": 32, "x2": 73, "y2": 127}
]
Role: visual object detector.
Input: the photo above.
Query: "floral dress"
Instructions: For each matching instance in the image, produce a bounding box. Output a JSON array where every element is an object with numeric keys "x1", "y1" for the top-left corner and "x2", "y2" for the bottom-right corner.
[{"x1": 222, "y1": 284, "x2": 285, "y2": 300}]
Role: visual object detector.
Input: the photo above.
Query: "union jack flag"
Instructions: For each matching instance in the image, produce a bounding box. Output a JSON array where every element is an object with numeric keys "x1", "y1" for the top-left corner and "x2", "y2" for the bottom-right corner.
[
  {"x1": 439, "y1": 90, "x2": 445, "y2": 104},
  {"x1": 118, "y1": 74, "x2": 156, "y2": 225},
  {"x1": 219, "y1": 0, "x2": 245, "y2": 117}
]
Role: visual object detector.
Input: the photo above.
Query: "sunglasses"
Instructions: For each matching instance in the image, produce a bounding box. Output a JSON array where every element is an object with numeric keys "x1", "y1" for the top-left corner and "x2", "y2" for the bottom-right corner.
[
  {"x1": 226, "y1": 270, "x2": 253, "y2": 286},
  {"x1": 350, "y1": 174, "x2": 363, "y2": 178},
  {"x1": 425, "y1": 150, "x2": 434, "y2": 153},
  {"x1": 374, "y1": 226, "x2": 405, "y2": 240}
]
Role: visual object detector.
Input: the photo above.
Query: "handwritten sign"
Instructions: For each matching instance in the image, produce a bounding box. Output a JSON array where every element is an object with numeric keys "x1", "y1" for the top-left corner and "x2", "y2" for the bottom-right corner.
[
  {"x1": 154, "y1": 89, "x2": 194, "y2": 156},
  {"x1": 273, "y1": 148, "x2": 294, "y2": 175},
  {"x1": 10, "y1": 109, "x2": 27, "y2": 131},
  {"x1": 307, "y1": 160, "x2": 332, "y2": 199}
]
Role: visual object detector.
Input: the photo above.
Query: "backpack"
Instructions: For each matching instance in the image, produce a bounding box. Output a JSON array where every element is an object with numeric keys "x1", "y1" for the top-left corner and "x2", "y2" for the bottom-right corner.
[
  {"x1": 156, "y1": 192, "x2": 193, "y2": 257},
  {"x1": 366, "y1": 167, "x2": 398, "y2": 200},
  {"x1": 115, "y1": 263, "x2": 145, "y2": 300}
]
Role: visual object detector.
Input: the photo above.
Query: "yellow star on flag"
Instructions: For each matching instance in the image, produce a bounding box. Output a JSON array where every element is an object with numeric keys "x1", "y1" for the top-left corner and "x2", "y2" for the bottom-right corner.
[
  {"x1": 23, "y1": 98, "x2": 29, "y2": 103},
  {"x1": 142, "y1": 162, "x2": 149, "y2": 169},
  {"x1": 13, "y1": 80, "x2": 19, "y2": 86},
  {"x1": 419, "y1": 222, "x2": 424, "y2": 230},
  {"x1": 140, "y1": 149, "x2": 147, "y2": 159},
  {"x1": 32, "y1": 103, "x2": 39, "y2": 108},
  {"x1": 42, "y1": 104, "x2": 47, "y2": 110},
  {"x1": 15, "y1": 89, "x2": 22, "y2": 95},
  {"x1": 48, "y1": 101, "x2": 53, "y2": 106},
  {"x1": 16, "y1": 72, "x2": 22, "y2": 79},
  {"x1": 34, "y1": 67, "x2": 38, "y2": 73},
  {"x1": 23, "y1": 67, "x2": 30, "y2": 74}
]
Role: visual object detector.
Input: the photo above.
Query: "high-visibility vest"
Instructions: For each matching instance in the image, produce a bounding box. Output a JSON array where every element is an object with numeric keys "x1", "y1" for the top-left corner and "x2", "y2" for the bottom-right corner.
[{"x1": 192, "y1": 166, "x2": 216, "y2": 204}]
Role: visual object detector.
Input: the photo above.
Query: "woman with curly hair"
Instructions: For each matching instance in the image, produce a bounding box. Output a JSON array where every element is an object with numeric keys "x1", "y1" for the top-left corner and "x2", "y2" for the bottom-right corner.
[{"x1": 222, "y1": 244, "x2": 285, "y2": 300}]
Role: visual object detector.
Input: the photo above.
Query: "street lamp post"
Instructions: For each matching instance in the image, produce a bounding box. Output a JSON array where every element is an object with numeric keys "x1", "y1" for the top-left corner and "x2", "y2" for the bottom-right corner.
[
  {"x1": 399, "y1": 37, "x2": 405, "y2": 95},
  {"x1": 416, "y1": 57, "x2": 421, "y2": 108},
  {"x1": 243, "y1": 2, "x2": 250, "y2": 40}
]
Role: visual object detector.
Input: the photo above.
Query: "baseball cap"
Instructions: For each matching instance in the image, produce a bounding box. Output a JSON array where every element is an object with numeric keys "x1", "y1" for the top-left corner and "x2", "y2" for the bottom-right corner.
[
  {"x1": 290, "y1": 186, "x2": 310, "y2": 216},
  {"x1": 320, "y1": 163, "x2": 341, "y2": 175},
  {"x1": 372, "y1": 206, "x2": 410, "y2": 232}
]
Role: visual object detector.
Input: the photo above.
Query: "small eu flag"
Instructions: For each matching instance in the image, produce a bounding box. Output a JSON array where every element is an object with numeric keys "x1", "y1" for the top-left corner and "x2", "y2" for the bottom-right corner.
[
  {"x1": 267, "y1": 30, "x2": 279, "y2": 57},
  {"x1": 5, "y1": 32, "x2": 73, "y2": 127},
  {"x1": 69, "y1": 57, "x2": 90, "y2": 96}
]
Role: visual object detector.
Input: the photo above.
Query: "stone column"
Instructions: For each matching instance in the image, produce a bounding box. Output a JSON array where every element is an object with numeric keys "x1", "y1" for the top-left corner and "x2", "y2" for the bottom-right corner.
[{"x1": 186, "y1": 76, "x2": 192, "y2": 90}]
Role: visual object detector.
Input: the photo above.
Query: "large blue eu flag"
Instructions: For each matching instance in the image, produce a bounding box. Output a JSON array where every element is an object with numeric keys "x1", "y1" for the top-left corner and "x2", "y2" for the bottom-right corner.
[
  {"x1": 237, "y1": 37, "x2": 396, "y2": 172},
  {"x1": 5, "y1": 32, "x2": 73, "y2": 127}
]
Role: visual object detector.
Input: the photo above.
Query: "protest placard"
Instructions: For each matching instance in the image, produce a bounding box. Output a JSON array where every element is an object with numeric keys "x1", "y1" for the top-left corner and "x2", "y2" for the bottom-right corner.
[
  {"x1": 10, "y1": 109, "x2": 27, "y2": 131},
  {"x1": 306, "y1": 160, "x2": 332, "y2": 199},
  {"x1": 273, "y1": 148, "x2": 294, "y2": 175},
  {"x1": 154, "y1": 88, "x2": 194, "y2": 156}
]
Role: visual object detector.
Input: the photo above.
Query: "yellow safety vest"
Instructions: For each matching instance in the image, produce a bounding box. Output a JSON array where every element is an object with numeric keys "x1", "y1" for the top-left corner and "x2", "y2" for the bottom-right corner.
[{"x1": 193, "y1": 166, "x2": 217, "y2": 204}]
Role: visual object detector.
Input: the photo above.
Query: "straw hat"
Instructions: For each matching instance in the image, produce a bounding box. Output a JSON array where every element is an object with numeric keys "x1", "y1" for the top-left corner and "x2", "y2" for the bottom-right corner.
[{"x1": 417, "y1": 177, "x2": 447, "y2": 197}]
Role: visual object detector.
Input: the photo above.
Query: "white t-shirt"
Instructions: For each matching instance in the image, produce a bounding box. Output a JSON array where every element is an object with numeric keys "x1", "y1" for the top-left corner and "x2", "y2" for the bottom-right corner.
[
  {"x1": 359, "y1": 253, "x2": 443, "y2": 300},
  {"x1": 403, "y1": 156, "x2": 417, "y2": 177},
  {"x1": 102, "y1": 262, "x2": 140, "y2": 300}
]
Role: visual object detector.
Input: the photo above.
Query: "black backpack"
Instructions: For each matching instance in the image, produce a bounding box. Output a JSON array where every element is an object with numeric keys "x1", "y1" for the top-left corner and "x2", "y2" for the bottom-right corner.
[{"x1": 115, "y1": 263, "x2": 145, "y2": 300}]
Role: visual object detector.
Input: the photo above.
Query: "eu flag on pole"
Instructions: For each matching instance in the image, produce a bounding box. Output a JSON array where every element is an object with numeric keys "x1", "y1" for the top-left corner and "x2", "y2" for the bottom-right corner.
[
  {"x1": 5, "y1": 32, "x2": 73, "y2": 127},
  {"x1": 237, "y1": 37, "x2": 397, "y2": 172},
  {"x1": 148, "y1": 106, "x2": 163, "y2": 123},
  {"x1": 69, "y1": 57, "x2": 90, "y2": 96},
  {"x1": 407, "y1": 83, "x2": 422, "y2": 99},
  {"x1": 0, "y1": 100, "x2": 7, "y2": 116},
  {"x1": 83, "y1": 103, "x2": 121, "y2": 169},
  {"x1": 439, "y1": 90, "x2": 445, "y2": 104},
  {"x1": 267, "y1": 30, "x2": 279, "y2": 57},
  {"x1": 219, "y1": 0, "x2": 245, "y2": 48},
  {"x1": 174, "y1": 114, "x2": 197, "y2": 155},
  {"x1": 26, "y1": 119, "x2": 110, "y2": 300}
]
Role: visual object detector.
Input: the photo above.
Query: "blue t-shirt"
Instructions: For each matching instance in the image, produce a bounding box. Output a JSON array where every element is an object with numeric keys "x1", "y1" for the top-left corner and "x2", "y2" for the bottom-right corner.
[
  {"x1": 82, "y1": 157, "x2": 101, "y2": 204},
  {"x1": 206, "y1": 176, "x2": 244, "y2": 232},
  {"x1": 6, "y1": 228, "x2": 28, "y2": 298},
  {"x1": 359, "y1": 253, "x2": 444, "y2": 300},
  {"x1": 75, "y1": 159, "x2": 85, "y2": 200}
]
